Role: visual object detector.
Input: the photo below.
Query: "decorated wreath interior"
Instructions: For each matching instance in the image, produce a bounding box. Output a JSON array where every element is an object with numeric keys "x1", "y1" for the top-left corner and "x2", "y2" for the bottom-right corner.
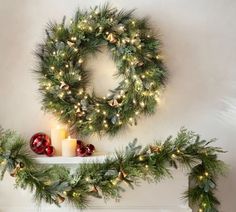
[{"x1": 36, "y1": 4, "x2": 166, "y2": 136}]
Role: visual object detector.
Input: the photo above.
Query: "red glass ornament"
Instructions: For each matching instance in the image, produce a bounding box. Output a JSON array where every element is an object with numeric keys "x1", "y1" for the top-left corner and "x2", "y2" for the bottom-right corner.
[
  {"x1": 76, "y1": 145, "x2": 87, "y2": 157},
  {"x1": 77, "y1": 140, "x2": 84, "y2": 147},
  {"x1": 30, "y1": 133, "x2": 51, "y2": 154},
  {"x1": 86, "y1": 144, "x2": 95, "y2": 156},
  {"x1": 45, "y1": 146, "x2": 54, "y2": 157}
]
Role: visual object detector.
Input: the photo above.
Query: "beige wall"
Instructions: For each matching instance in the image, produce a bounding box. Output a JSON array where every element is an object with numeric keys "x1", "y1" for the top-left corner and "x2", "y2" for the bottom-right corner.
[{"x1": 0, "y1": 0, "x2": 236, "y2": 211}]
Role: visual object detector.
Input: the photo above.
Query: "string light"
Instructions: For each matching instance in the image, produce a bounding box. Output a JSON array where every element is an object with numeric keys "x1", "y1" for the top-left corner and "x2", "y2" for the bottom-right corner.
[
  {"x1": 59, "y1": 92, "x2": 64, "y2": 98},
  {"x1": 204, "y1": 172, "x2": 209, "y2": 177},
  {"x1": 72, "y1": 192, "x2": 79, "y2": 197},
  {"x1": 1, "y1": 159, "x2": 6, "y2": 165},
  {"x1": 78, "y1": 58, "x2": 83, "y2": 64},
  {"x1": 50, "y1": 66, "x2": 55, "y2": 70},
  {"x1": 199, "y1": 175, "x2": 203, "y2": 180},
  {"x1": 139, "y1": 155, "x2": 144, "y2": 161},
  {"x1": 140, "y1": 102, "x2": 145, "y2": 107}
]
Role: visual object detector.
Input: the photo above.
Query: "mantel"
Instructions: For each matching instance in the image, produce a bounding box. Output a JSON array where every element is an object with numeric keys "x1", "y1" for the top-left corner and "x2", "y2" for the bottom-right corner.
[{"x1": 34, "y1": 152, "x2": 109, "y2": 164}]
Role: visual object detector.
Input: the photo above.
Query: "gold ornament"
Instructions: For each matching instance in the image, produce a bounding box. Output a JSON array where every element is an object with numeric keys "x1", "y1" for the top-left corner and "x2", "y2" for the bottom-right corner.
[
  {"x1": 107, "y1": 33, "x2": 117, "y2": 43},
  {"x1": 150, "y1": 145, "x2": 161, "y2": 153},
  {"x1": 10, "y1": 163, "x2": 21, "y2": 177},
  {"x1": 118, "y1": 170, "x2": 127, "y2": 180},
  {"x1": 67, "y1": 41, "x2": 75, "y2": 47},
  {"x1": 55, "y1": 195, "x2": 65, "y2": 204},
  {"x1": 76, "y1": 107, "x2": 84, "y2": 117},
  {"x1": 108, "y1": 99, "x2": 119, "y2": 107},
  {"x1": 60, "y1": 82, "x2": 69, "y2": 90}
]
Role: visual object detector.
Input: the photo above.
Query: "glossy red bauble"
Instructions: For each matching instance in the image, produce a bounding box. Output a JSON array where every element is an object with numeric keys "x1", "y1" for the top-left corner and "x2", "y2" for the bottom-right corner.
[
  {"x1": 76, "y1": 146, "x2": 87, "y2": 157},
  {"x1": 45, "y1": 146, "x2": 55, "y2": 157},
  {"x1": 77, "y1": 140, "x2": 84, "y2": 147},
  {"x1": 86, "y1": 144, "x2": 95, "y2": 156},
  {"x1": 30, "y1": 133, "x2": 51, "y2": 154}
]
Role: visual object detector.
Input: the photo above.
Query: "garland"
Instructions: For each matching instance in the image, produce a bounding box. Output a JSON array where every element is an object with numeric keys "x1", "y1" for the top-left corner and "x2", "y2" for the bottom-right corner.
[
  {"x1": 0, "y1": 128, "x2": 226, "y2": 211},
  {"x1": 35, "y1": 4, "x2": 166, "y2": 136}
]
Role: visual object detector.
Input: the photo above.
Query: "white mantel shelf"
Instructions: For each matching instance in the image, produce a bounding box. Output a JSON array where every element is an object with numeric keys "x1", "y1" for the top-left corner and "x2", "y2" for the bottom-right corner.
[{"x1": 34, "y1": 152, "x2": 109, "y2": 164}]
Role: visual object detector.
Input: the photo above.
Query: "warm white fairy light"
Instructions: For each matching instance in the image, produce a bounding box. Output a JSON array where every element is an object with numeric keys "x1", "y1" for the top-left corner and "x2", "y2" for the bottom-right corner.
[
  {"x1": 140, "y1": 102, "x2": 145, "y2": 107},
  {"x1": 59, "y1": 92, "x2": 64, "y2": 98},
  {"x1": 71, "y1": 36, "x2": 77, "y2": 41},
  {"x1": 78, "y1": 58, "x2": 83, "y2": 64}
]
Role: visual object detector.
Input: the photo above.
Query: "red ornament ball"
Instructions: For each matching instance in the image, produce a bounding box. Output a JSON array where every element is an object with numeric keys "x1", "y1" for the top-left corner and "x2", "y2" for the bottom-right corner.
[
  {"x1": 30, "y1": 133, "x2": 51, "y2": 154},
  {"x1": 45, "y1": 146, "x2": 55, "y2": 157},
  {"x1": 77, "y1": 140, "x2": 84, "y2": 147},
  {"x1": 86, "y1": 144, "x2": 95, "y2": 156},
  {"x1": 76, "y1": 145, "x2": 87, "y2": 157}
]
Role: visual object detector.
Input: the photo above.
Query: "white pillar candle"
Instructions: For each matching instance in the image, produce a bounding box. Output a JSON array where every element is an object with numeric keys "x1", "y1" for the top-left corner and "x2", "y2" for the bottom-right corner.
[
  {"x1": 62, "y1": 137, "x2": 77, "y2": 157},
  {"x1": 51, "y1": 126, "x2": 67, "y2": 156}
]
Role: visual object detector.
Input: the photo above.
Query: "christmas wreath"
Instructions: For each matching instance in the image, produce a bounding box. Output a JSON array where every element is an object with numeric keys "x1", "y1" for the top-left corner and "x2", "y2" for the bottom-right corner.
[
  {"x1": 36, "y1": 4, "x2": 166, "y2": 136},
  {"x1": 0, "y1": 128, "x2": 226, "y2": 211}
]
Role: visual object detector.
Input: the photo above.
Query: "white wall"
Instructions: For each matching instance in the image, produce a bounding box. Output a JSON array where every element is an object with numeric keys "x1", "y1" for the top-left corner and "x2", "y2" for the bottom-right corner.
[{"x1": 0, "y1": 0, "x2": 236, "y2": 211}]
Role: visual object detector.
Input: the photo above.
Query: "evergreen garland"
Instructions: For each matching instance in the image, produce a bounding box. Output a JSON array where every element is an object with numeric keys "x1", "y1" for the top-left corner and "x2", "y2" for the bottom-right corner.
[
  {"x1": 35, "y1": 4, "x2": 167, "y2": 136},
  {"x1": 0, "y1": 127, "x2": 226, "y2": 211}
]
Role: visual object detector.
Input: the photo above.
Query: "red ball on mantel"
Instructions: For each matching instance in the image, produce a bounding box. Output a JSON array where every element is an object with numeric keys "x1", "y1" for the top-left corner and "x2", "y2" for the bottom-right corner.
[
  {"x1": 76, "y1": 140, "x2": 96, "y2": 157},
  {"x1": 76, "y1": 145, "x2": 87, "y2": 157},
  {"x1": 86, "y1": 144, "x2": 95, "y2": 156},
  {"x1": 45, "y1": 146, "x2": 55, "y2": 157},
  {"x1": 30, "y1": 133, "x2": 51, "y2": 154}
]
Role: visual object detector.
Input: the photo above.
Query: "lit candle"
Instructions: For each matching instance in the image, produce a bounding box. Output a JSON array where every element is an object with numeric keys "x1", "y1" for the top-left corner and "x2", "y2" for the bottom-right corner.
[
  {"x1": 51, "y1": 126, "x2": 67, "y2": 156},
  {"x1": 62, "y1": 136, "x2": 77, "y2": 157}
]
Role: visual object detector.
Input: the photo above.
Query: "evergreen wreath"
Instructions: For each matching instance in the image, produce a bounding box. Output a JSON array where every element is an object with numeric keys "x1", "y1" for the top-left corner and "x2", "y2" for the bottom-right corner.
[
  {"x1": 0, "y1": 127, "x2": 226, "y2": 211},
  {"x1": 36, "y1": 4, "x2": 166, "y2": 136}
]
